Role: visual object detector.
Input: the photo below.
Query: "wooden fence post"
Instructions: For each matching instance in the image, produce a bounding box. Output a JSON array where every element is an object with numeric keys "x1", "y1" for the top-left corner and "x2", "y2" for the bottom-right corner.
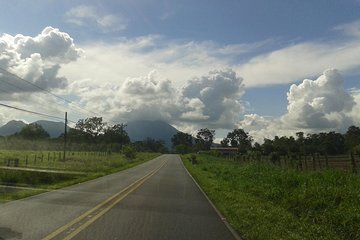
[
  {"x1": 324, "y1": 153, "x2": 329, "y2": 169},
  {"x1": 312, "y1": 153, "x2": 316, "y2": 171},
  {"x1": 298, "y1": 155, "x2": 303, "y2": 171},
  {"x1": 350, "y1": 152, "x2": 357, "y2": 174},
  {"x1": 317, "y1": 153, "x2": 322, "y2": 170},
  {"x1": 304, "y1": 155, "x2": 308, "y2": 170}
]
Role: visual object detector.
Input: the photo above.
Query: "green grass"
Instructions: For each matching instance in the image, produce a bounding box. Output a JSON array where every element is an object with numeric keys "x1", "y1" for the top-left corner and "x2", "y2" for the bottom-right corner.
[
  {"x1": 0, "y1": 151, "x2": 160, "y2": 202},
  {"x1": 182, "y1": 154, "x2": 360, "y2": 240},
  {"x1": 0, "y1": 150, "x2": 159, "y2": 172}
]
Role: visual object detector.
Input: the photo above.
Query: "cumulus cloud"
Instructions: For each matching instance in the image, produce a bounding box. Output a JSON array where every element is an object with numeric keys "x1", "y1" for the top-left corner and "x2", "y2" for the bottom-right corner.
[
  {"x1": 347, "y1": 88, "x2": 360, "y2": 125},
  {"x1": 14, "y1": 27, "x2": 81, "y2": 62},
  {"x1": 181, "y1": 69, "x2": 245, "y2": 127},
  {"x1": 282, "y1": 69, "x2": 355, "y2": 130},
  {"x1": 0, "y1": 27, "x2": 81, "y2": 94},
  {"x1": 237, "y1": 114, "x2": 287, "y2": 143},
  {"x1": 238, "y1": 70, "x2": 360, "y2": 143},
  {"x1": 65, "y1": 5, "x2": 127, "y2": 32},
  {"x1": 66, "y1": 69, "x2": 245, "y2": 130}
]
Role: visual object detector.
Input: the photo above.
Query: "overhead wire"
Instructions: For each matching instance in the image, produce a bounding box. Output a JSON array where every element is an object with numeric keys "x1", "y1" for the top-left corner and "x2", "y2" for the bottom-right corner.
[
  {"x1": 0, "y1": 67, "x2": 95, "y2": 119},
  {"x1": 0, "y1": 103, "x2": 64, "y2": 121},
  {"x1": 0, "y1": 67, "x2": 116, "y2": 124}
]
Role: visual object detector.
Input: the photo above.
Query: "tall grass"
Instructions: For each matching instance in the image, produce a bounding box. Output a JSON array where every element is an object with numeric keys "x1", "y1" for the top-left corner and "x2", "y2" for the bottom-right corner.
[
  {"x1": 0, "y1": 150, "x2": 159, "y2": 172},
  {"x1": 182, "y1": 154, "x2": 360, "y2": 240},
  {"x1": 0, "y1": 152, "x2": 160, "y2": 202}
]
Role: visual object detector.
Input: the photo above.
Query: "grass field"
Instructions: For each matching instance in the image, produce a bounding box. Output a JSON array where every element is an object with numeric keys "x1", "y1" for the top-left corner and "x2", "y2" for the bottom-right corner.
[
  {"x1": 0, "y1": 151, "x2": 160, "y2": 203},
  {"x1": 182, "y1": 154, "x2": 360, "y2": 240}
]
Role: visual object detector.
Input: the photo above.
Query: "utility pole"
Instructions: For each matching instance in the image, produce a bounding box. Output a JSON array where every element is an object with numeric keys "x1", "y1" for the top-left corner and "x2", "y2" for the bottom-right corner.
[{"x1": 63, "y1": 112, "x2": 67, "y2": 161}]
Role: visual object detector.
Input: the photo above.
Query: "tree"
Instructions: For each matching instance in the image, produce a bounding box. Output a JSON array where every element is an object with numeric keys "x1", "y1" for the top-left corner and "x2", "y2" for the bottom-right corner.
[
  {"x1": 195, "y1": 128, "x2": 215, "y2": 150},
  {"x1": 103, "y1": 123, "x2": 130, "y2": 145},
  {"x1": 74, "y1": 117, "x2": 105, "y2": 143},
  {"x1": 134, "y1": 138, "x2": 167, "y2": 153},
  {"x1": 221, "y1": 128, "x2": 252, "y2": 153},
  {"x1": 261, "y1": 138, "x2": 274, "y2": 155},
  {"x1": 171, "y1": 132, "x2": 193, "y2": 149},
  {"x1": 175, "y1": 144, "x2": 190, "y2": 154},
  {"x1": 345, "y1": 126, "x2": 360, "y2": 151},
  {"x1": 320, "y1": 131, "x2": 345, "y2": 155},
  {"x1": 67, "y1": 128, "x2": 91, "y2": 143},
  {"x1": 17, "y1": 123, "x2": 50, "y2": 140}
]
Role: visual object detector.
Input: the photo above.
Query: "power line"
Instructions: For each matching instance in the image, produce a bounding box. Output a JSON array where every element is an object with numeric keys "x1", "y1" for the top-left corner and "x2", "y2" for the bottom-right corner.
[
  {"x1": 0, "y1": 102, "x2": 77, "y2": 123},
  {"x1": 0, "y1": 67, "x2": 115, "y2": 124},
  {"x1": 0, "y1": 66, "x2": 73, "y2": 104}
]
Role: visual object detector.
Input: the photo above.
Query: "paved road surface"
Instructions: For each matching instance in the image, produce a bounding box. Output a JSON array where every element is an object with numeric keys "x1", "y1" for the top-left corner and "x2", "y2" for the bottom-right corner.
[{"x1": 0, "y1": 155, "x2": 237, "y2": 240}]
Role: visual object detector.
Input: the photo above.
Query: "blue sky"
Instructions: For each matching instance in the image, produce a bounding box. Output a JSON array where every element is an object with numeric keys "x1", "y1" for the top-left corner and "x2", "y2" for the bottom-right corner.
[
  {"x1": 0, "y1": 0, "x2": 359, "y2": 141},
  {"x1": 1, "y1": 0, "x2": 359, "y2": 42}
]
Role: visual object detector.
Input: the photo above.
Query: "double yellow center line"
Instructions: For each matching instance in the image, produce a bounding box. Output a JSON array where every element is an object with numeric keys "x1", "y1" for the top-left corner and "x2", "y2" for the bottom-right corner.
[{"x1": 42, "y1": 159, "x2": 168, "y2": 240}]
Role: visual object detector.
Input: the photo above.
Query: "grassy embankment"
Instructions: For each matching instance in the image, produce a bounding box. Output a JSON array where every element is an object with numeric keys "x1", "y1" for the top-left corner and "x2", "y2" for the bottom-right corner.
[
  {"x1": 182, "y1": 154, "x2": 360, "y2": 240},
  {"x1": 0, "y1": 151, "x2": 160, "y2": 202}
]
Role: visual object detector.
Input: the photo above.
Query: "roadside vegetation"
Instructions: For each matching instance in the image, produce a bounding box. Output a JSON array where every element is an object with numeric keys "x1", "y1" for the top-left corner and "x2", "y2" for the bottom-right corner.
[
  {"x1": 0, "y1": 152, "x2": 160, "y2": 203},
  {"x1": 0, "y1": 116, "x2": 164, "y2": 203},
  {"x1": 174, "y1": 125, "x2": 360, "y2": 239},
  {"x1": 182, "y1": 154, "x2": 360, "y2": 240}
]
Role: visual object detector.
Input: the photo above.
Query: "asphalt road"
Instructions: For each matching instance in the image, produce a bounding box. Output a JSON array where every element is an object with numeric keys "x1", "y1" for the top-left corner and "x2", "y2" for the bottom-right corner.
[{"x1": 0, "y1": 154, "x2": 237, "y2": 240}]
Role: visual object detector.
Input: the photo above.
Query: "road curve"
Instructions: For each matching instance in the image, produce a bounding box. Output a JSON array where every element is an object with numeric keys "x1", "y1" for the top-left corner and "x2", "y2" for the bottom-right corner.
[{"x1": 0, "y1": 154, "x2": 237, "y2": 240}]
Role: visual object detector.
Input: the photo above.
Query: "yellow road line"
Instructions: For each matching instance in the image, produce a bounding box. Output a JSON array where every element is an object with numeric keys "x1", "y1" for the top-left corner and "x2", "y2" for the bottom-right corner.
[{"x1": 42, "y1": 160, "x2": 167, "y2": 240}]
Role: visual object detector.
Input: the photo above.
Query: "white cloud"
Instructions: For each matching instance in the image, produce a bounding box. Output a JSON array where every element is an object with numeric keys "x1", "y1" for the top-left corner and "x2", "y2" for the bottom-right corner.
[
  {"x1": 59, "y1": 18, "x2": 360, "y2": 92},
  {"x1": 15, "y1": 27, "x2": 81, "y2": 62},
  {"x1": 334, "y1": 20, "x2": 360, "y2": 37},
  {"x1": 238, "y1": 70, "x2": 360, "y2": 143},
  {"x1": 65, "y1": 69, "x2": 245, "y2": 130},
  {"x1": 0, "y1": 27, "x2": 81, "y2": 94},
  {"x1": 237, "y1": 39, "x2": 360, "y2": 87},
  {"x1": 348, "y1": 88, "x2": 360, "y2": 124},
  {"x1": 65, "y1": 5, "x2": 127, "y2": 32},
  {"x1": 181, "y1": 69, "x2": 245, "y2": 128},
  {"x1": 2, "y1": 22, "x2": 360, "y2": 140},
  {"x1": 282, "y1": 69, "x2": 355, "y2": 130},
  {"x1": 59, "y1": 35, "x2": 269, "y2": 94}
]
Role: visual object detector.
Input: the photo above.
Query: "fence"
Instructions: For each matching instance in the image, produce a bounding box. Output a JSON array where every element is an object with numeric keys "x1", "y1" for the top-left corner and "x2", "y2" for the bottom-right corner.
[
  {"x1": 1, "y1": 151, "x2": 112, "y2": 169},
  {"x1": 219, "y1": 152, "x2": 360, "y2": 173}
]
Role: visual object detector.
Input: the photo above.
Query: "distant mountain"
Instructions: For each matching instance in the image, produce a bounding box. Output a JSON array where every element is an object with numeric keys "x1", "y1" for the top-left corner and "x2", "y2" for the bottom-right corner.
[
  {"x1": 34, "y1": 120, "x2": 67, "y2": 138},
  {"x1": 0, "y1": 120, "x2": 26, "y2": 136},
  {"x1": 0, "y1": 120, "x2": 67, "y2": 138},
  {"x1": 0, "y1": 119, "x2": 179, "y2": 147},
  {"x1": 126, "y1": 120, "x2": 179, "y2": 149}
]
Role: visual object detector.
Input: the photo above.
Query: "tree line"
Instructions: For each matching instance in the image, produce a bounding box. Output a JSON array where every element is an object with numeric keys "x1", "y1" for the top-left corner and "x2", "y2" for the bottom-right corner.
[
  {"x1": 7, "y1": 116, "x2": 360, "y2": 156},
  {"x1": 6, "y1": 117, "x2": 166, "y2": 153},
  {"x1": 171, "y1": 126, "x2": 360, "y2": 156}
]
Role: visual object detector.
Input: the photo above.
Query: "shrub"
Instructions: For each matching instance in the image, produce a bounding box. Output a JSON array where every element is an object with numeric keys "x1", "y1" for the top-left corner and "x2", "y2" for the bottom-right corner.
[
  {"x1": 189, "y1": 154, "x2": 198, "y2": 164},
  {"x1": 122, "y1": 145, "x2": 137, "y2": 160}
]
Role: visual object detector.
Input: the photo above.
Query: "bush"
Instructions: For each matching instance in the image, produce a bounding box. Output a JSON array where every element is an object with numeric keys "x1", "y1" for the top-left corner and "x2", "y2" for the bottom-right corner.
[
  {"x1": 122, "y1": 145, "x2": 137, "y2": 160},
  {"x1": 189, "y1": 154, "x2": 198, "y2": 164}
]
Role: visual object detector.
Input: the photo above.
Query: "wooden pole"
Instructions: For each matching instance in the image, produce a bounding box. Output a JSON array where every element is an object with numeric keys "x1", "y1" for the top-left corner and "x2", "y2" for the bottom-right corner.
[
  {"x1": 63, "y1": 112, "x2": 67, "y2": 161},
  {"x1": 350, "y1": 152, "x2": 357, "y2": 174}
]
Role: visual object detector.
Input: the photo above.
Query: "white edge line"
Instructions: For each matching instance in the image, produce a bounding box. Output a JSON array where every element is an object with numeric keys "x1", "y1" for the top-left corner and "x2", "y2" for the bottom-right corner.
[{"x1": 179, "y1": 155, "x2": 242, "y2": 240}]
